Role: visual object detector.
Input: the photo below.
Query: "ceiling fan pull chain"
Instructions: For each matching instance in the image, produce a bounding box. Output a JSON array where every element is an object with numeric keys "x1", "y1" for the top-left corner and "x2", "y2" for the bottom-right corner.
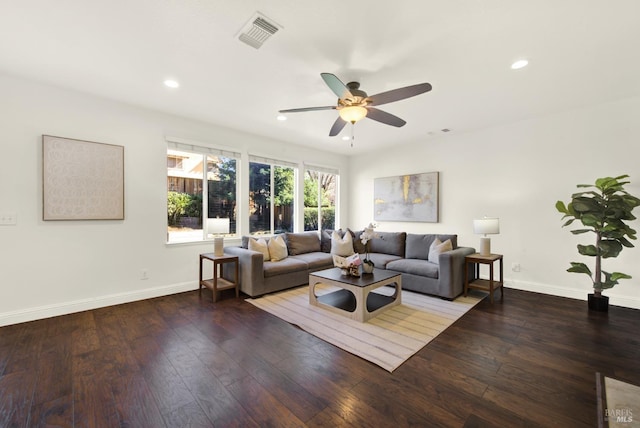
[{"x1": 351, "y1": 122, "x2": 355, "y2": 147}]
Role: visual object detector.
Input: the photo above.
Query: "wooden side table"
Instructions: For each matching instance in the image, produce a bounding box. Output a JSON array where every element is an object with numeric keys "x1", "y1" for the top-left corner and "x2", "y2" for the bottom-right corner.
[
  {"x1": 464, "y1": 253, "x2": 504, "y2": 303},
  {"x1": 199, "y1": 253, "x2": 239, "y2": 302}
]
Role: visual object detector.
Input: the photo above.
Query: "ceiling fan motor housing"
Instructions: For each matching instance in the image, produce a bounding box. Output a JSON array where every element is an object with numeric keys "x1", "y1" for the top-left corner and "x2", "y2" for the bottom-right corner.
[{"x1": 345, "y1": 81, "x2": 368, "y2": 101}]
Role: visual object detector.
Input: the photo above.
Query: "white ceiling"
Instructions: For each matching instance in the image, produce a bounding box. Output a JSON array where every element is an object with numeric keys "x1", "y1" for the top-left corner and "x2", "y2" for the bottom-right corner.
[{"x1": 1, "y1": 1, "x2": 639, "y2": 155}]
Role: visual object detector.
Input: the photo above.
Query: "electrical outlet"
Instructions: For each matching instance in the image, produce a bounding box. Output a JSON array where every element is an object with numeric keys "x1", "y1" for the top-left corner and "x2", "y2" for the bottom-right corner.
[
  {"x1": 0, "y1": 212, "x2": 17, "y2": 225},
  {"x1": 512, "y1": 263, "x2": 521, "y2": 272},
  {"x1": 141, "y1": 269, "x2": 149, "y2": 280}
]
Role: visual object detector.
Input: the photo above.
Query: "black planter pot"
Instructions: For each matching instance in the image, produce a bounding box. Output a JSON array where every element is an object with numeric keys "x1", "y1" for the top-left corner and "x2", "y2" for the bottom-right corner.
[{"x1": 588, "y1": 293, "x2": 609, "y2": 312}]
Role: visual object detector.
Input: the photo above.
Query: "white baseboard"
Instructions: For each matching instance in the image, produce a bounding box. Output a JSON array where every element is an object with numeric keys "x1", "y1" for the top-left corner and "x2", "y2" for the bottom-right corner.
[
  {"x1": 0, "y1": 281, "x2": 197, "y2": 327},
  {"x1": 2, "y1": 278, "x2": 637, "y2": 327},
  {"x1": 504, "y1": 278, "x2": 640, "y2": 310}
]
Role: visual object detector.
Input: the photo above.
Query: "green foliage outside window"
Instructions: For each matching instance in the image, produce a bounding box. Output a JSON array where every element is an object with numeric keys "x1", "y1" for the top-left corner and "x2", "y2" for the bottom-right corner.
[
  {"x1": 303, "y1": 207, "x2": 335, "y2": 230},
  {"x1": 168, "y1": 191, "x2": 202, "y2": 226},
  {"x1": 304, "y1": 170, "x2": 336, "y2": 230},
  {"x1": 185, "y1": 193, "x2": 202, "y2": 219},
  {"x1": 274, "y1": 166, "x2": 294, "y2": 206},
  {"x1": 167, "y1": 191, "x2": 191, "y2": 226}
]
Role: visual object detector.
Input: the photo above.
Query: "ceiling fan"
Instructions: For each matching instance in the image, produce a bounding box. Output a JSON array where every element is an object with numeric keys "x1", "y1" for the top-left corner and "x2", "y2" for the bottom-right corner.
[{"x1": 279, "y1": 73, "x2": 432, "y2": 137}]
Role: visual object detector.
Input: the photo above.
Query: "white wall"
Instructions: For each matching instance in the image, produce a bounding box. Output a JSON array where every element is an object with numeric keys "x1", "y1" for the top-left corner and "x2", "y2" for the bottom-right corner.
[
  {"x1": 2, "y1": 71, "x2": 637, "y2": 327},
  {"x1": 349, "y1": 96, "x2": 640, "y2": 309},
  {"x1": 0, "y1": 73, "x2": 350, "y2": 326}
]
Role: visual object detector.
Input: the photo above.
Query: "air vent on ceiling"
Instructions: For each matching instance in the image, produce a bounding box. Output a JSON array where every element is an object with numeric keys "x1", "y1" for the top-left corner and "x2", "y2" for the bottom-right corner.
[{"x1": 238, "y1": 12, "x2": 281, "y2": 49}]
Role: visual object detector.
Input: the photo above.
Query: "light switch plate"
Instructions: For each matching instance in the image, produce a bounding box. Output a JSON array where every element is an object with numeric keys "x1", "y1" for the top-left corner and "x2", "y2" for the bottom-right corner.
[{"x1": 0, "y1": 212, "x2": 17, "y2": 225}]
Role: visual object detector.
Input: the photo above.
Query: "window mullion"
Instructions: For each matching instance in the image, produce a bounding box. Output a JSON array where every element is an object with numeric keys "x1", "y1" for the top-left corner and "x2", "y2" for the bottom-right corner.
[
  {"x1": 317, "y1": 178, "x2": 322, "y2": 231},
  {"x1": 270, "y1": 165, "x2": 275, "y2": 234},
  {"x1": 202, "y1": 154, "x2": 208, "y2": 240}
]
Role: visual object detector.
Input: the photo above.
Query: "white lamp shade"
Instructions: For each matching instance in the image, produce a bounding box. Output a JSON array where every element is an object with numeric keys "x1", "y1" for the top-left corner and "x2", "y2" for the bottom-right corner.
[
  {"x1": 207, "y1": 218, "x2": 230, "y2": 235},
  {"x1": 473, "y1": 218, "x2": 500, "y2": 235}
]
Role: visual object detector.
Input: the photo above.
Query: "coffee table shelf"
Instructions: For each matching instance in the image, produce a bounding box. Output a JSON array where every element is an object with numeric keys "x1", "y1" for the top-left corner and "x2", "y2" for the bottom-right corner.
[
  {"x1": 309, "y1": 267, "x2": 402, "y2": 322},
  {"x1": 317, "y1": 288, "x2": 396, "y2": 313}
]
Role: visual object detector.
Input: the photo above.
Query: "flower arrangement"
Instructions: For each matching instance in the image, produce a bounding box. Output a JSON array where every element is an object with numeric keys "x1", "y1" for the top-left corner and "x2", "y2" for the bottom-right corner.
[{"x1": 360, "y1": 223, "x2": 380, "y2": 266}]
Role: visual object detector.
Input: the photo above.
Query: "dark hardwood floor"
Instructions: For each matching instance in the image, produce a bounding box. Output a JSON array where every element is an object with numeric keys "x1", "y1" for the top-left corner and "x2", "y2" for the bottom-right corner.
[{"x1": 1, "y1": 287, "x2": 638, "y2": 427}]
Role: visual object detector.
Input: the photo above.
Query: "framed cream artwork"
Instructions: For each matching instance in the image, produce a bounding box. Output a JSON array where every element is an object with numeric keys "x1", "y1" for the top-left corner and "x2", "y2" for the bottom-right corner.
[{"x1": 43, "y1": 135, "x2": 124, "y2": 220}]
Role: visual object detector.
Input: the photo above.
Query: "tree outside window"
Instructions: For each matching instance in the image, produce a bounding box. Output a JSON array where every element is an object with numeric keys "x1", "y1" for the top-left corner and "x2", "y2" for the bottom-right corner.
[
  {"x1": 208, "y1": 156, "x2": 237, "y2": 234},
  {"x1": 249, "y1": 162, "x2": 295, "y2": 235},
  {"x1": 304, "y1": 170, "x2": 336, "y2": 231}
]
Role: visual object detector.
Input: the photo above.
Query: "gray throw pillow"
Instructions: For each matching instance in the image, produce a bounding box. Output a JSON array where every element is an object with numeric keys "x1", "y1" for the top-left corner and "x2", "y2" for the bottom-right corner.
[
  {"x1": 321, "y1": 229, "x2": 335, "y2": 253},
  {"x1": 348, "y1": 229, "x2": 366, "y2": 254},
  {"x1": 285, "y1": 231, "x2": 321, "y2": 255}
]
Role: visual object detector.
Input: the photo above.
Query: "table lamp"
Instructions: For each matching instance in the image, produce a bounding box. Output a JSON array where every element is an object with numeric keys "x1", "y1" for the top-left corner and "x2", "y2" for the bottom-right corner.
[
  {"x1": 208, "y1": 218, "x2": 230, "y2": 256},
  {"x1": 473, "y1": 217, "x2": 499, "y2": 256}
]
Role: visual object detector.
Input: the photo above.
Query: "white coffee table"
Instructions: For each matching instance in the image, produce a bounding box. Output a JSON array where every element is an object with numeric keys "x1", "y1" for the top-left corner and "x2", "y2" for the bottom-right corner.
[{"x1": 309, "y1": 267, "x2": 402, "y2": 322}]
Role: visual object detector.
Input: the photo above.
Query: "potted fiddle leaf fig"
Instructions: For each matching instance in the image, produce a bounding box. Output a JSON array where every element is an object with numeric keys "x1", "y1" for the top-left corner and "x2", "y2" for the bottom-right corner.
[{"x1": 556, "y1": 175, "x2": 640, "y2": 311}]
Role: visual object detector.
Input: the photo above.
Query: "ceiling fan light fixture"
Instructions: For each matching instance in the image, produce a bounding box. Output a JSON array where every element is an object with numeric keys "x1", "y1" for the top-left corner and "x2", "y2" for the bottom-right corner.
[{"x1": 339, "y1": 106, "x2": 367, "y2": 123}]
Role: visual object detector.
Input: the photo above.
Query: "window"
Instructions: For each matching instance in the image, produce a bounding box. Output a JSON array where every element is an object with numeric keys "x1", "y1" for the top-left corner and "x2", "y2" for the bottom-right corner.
[
  {"x1": 249, "y1": 155, "x2": 297, "y2": 235},
  {"x1": 167, "y1": 155, "x2": 184, "y2": 169},
  {"x1": 304, "y1": 166, "x2": 338, "y2": 231},
  {"x1": 167, "y1": 139, "x2": 239, "y2": 243}
]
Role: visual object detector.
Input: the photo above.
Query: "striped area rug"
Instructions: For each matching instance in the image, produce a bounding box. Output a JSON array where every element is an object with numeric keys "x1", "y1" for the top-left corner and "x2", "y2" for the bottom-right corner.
[{"x1": 247, "y1": 284, "x2": 484, "y2": 372}]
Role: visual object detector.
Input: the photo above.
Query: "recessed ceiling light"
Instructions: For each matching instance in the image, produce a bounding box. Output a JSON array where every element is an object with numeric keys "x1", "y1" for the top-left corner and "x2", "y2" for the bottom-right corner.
[
  {"x1": 164, "y1": 79, "x2": 180, "y2": 88},
  {"x1": 276, "y1": 114, "x2": 287, "y2": 121},
  {"x1": 342, "y1": 136, "x2": 350, "y2": 141},
  {"x1": 511, "y1": 59, "x2": 528, "y2": 70}
]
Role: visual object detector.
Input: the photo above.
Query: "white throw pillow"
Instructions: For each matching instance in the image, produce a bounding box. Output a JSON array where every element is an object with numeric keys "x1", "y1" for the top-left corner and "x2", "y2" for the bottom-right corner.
[
  {"x1": 428, "y1": 238, "x2": 453, "y2": 264},
  {"x1": 249, "y1": 238, "x2": 270, "y2": 261},
  {"x1": 331, "y1": 230, "x2": 355, "y2": 256},
  {"x1": 268, "y1": 235, "x2": 288, "y2": 262}
]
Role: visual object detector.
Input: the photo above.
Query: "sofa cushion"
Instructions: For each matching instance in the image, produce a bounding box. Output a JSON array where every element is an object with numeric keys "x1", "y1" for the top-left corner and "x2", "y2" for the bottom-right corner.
[
  {"x1": 268, "y1": 235, "x2": 288, "y2": 261},
  {"x1": 406, "y1": 234, "x2": 458, "y2": 260},
  {"x1": 428, "y1": 238, "x2": 453, "y2": 264},
  {"x1": 285, "y1": 231, "x2": 321, "y2": 255},
  {"x1": 248, "y1": 238, "x2": 270, "y2": 261},
  {"x1": 263, "y1": 257, "x2": 308, "y2": 278},
  {"x1": 290, "y1": 252, "x2": 333, "y2": 270},
  {"x1": 367, "y1": 253, "x2": 404, "y2": 268},
  {"x1": 331, "y1": 230, "x2": 354, "y2": 256},
  {"x1": 369, "y1": 231, "x2": 406, "y2": 257},
  {"x1": 386, "y1": 258, "x2": 439, "y2": 279}
]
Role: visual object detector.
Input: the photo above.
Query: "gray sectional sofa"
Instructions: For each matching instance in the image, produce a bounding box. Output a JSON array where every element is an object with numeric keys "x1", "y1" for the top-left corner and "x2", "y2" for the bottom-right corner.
[{"x1": 224, "y1": 230, "x2": 476, "y2": 300}]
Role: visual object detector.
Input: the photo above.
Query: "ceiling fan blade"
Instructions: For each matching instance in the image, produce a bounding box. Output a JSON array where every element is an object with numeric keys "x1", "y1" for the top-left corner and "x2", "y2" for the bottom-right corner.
[
  {"x1": 321, "y1": 73, "x2": 353, "y2": 100},
  {"x1": 329, "y1": 117, "x2": 347, "y2": 136},
  {"x1": 365, "y1": 107, "x2": 406, "y2": 127},
  {"x1": 367, "y1": 83, "x2": 432, "y2": 106},
  {"x1": 279, "y1": 106, "x2": 336, "y2": 113}
]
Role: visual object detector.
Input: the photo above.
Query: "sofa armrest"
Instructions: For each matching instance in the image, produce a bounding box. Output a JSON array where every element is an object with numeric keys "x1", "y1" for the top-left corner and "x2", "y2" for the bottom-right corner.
[
  {"x1": 224, "y1": 246, "x2": 265, "y2": 297},
  {"x1": 438, "y1": 246, "x2": 476, "y2": 297}
]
